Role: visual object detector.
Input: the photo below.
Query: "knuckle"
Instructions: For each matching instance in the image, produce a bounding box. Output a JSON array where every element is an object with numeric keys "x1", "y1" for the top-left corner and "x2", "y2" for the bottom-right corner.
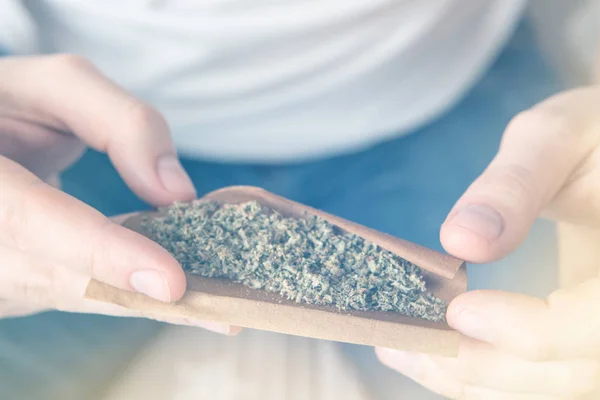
[
  {"x1": 500, "y1": 164, "x2": 539, "y2": 204},
  {"x1": 0, "y1": 167, "x2": 46, "y2": 248},
  {"x1": 122, "y1": 101, "x2": 165, "y2": 135},
  {"x1": 11, "y1": 262, "x2": 70, "y2": 310},
  {"x1": 0, "y1": 202, "x2": 27, "y2": 248},
  {"x1": 83, "y1": 218, "x2": 115, "y2": 280},
  {"x1": 505, "y1": 106, "x2": 597, "y2": 160},
  {"x1": 506, "y1": 108, "x2": 574, "y2": 142},
  {"x1": 47, "y1": 264, "x2": 71, "y2": 310},
  {"x1": 479, "y1": 163, "x2": 540, "y2": 211},
  {"x1": 546, "y1": 287, "x2": 573, "y2": 310},
  {"x1": 12, "y1": 265, "x2": 54, "y2": 306}
]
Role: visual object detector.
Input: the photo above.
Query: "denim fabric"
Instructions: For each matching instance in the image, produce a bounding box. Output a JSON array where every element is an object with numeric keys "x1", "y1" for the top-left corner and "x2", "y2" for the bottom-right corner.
[{"x1": 0, "y1": 19, "x2": 563, "y2": 399}]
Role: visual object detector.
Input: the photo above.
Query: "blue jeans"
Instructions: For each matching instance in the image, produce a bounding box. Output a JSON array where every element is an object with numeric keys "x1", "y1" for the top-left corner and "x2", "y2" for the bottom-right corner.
[{"x1": 0, "y1": 20, "x2": 562, "y2": 399}]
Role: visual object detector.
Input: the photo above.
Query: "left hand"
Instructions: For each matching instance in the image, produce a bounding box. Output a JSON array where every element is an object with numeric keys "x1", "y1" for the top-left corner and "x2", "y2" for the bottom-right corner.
[
  {"x1": 0, "y1": 55, "x2": 241, "y2": 335},
  {"x1": 377, "y1": 87, "x2": 600, "y2": 399}
]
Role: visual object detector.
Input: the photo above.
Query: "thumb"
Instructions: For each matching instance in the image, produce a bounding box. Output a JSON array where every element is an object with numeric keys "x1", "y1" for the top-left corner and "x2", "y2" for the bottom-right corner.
[
  {"x1": 0, "y1": 155, "x2": 187, "y2": 302},
  {"x1": 440, "y1": 107, "x2": 590, "y2": 263}
]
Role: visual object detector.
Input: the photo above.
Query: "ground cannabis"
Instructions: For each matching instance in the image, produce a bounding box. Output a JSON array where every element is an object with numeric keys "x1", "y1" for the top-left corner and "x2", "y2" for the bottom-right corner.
[{"x1": 141, "y1": 200, "x2": 447, "y2": 322}]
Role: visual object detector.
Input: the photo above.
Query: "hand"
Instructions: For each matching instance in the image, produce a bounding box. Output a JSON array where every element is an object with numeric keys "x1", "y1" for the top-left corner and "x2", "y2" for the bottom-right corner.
[
  {"x1": 377, "y1": 87, "x2": 600, "y2": 398},
  {"x1": 0, "y1": 54, "x2": 236, "y2": 334}
]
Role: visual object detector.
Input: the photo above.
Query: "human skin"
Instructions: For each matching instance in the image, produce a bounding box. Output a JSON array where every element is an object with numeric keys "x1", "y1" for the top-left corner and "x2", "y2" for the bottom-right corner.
[
  {"x1": 3, "y1": 53, "x2": 600, "y2": 397},
  {"x1": 377, "y1": 88, "x2": 600, "y2": 399},
  {"x1": 0, "y1": 54, "x2": 235, "y2": 335}
]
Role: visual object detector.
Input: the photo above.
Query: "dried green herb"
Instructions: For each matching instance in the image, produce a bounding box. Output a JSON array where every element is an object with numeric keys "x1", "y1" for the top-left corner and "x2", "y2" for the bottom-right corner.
[{"x1": 141, "y1": 200, "x2": 447, "y2": 322}]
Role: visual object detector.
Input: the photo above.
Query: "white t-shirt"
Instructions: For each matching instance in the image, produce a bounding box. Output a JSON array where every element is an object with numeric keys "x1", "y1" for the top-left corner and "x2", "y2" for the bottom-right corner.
[{"x1": 1, "y1": 0, "x2": 526, "y2": 163}]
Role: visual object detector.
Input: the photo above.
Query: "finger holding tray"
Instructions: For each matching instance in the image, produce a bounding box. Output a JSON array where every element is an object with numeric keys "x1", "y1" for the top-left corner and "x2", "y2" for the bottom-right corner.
[{"x1": 85, "y1": 186, "x2": 467, "y2": 356}]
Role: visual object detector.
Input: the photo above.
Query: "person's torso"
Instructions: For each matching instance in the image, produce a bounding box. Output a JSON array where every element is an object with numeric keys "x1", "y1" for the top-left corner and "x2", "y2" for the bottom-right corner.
[{"x1": 6, "y1": 0, "x2": 526, "y2": 162}]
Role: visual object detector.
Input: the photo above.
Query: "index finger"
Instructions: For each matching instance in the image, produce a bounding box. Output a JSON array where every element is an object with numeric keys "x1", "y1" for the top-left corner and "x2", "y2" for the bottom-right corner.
[{"x1": 0, "y1": 55, "x2": 196, "y2": 206}]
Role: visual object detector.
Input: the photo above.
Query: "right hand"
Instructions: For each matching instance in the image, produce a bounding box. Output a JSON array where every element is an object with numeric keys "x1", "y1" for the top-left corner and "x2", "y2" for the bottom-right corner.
[{"x1": 0, "y1": 54, "x2": 235, "y2": 335}]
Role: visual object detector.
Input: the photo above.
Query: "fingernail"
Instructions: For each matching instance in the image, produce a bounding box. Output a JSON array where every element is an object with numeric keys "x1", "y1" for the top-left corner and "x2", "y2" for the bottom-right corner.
[
  {"x1": 449, "y1": 204, "x2": 504, "y2": 241},
  {"x1": 156, "y1": 154, "x2": 196, "y2": 198},
  {"x1": 452, "y1": 308, "x2": 494, "y2": 343},
  {"x1": 130, "y1": 270, "x2": 171, "y2": 302}
]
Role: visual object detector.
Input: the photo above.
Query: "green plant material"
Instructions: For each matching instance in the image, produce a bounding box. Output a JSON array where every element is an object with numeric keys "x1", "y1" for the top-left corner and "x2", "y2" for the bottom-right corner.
[{"x1": 141, "y1": 200, "x2": 447, "y2": 322}]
